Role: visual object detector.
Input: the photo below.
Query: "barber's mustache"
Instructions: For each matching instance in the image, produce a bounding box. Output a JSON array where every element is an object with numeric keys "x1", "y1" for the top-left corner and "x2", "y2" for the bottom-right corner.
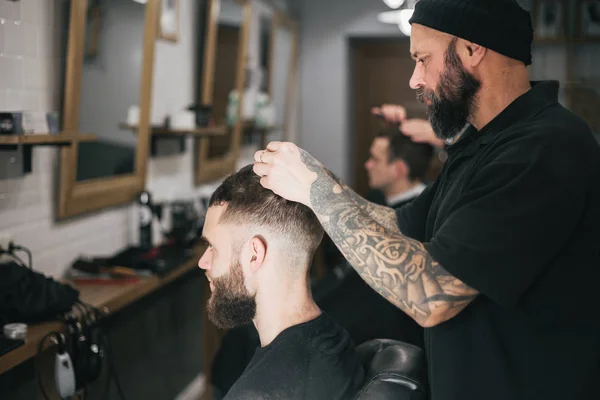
[{"x1": 416, "y1": 87, "x2": 435, "y2": 104}]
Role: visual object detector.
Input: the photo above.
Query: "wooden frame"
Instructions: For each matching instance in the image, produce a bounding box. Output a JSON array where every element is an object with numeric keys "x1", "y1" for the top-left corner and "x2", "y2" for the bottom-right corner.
[
  {"x1": 259, "y1": 13, "x2": 273, "y2": 95},
  {"x1": 57, "y1": 0, "x2": 158, "y2": 219},
  {"x1": 269, "y1": 11, "x2": 298, "y2": 142},
  {"x1": 532, "y1": 0, "x2": 568, "y2": 43},
  {"x1": 194, "y1": 0, "x2": 251, "y2": 185},
  {"x1": 158, "y1": 0, "x2": 180, "y2": 42},
  {"x1": 576, "y1": 0, "x2": 600, "y2": 41}
]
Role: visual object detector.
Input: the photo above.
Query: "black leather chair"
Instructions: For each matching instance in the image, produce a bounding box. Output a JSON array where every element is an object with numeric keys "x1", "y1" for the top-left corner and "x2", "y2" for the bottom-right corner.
[{"x1": 354, "y1": 339, "x2": 427, "y2": 400}]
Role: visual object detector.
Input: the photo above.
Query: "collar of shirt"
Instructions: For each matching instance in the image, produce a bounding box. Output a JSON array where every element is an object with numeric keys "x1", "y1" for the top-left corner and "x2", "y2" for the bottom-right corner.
[
  {"x1": 445, "y1": 80, "x2": 560, "y2": 158},
  {"x1": 386, "y1": 183, "x2": 427, "y2": 206}
]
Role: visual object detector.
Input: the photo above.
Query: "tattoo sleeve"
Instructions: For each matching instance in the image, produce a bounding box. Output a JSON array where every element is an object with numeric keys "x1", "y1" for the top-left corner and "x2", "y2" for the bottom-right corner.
[
  {"x1": 306, "y1": 152, "x2": 478, "y2": 327},
  {"x1": 323, "y1": 169, "x2": 400, "y2": 233}
]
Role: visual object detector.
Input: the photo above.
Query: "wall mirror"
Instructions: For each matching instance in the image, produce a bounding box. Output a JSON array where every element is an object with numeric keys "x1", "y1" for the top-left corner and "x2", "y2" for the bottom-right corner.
[
  {"x1": 240, "y1": 5, "x2": 275, "y2": 149},
  {"x1": 269, "y1": 11, "x2": 298, "y2": 143},
  {"x1": 259, "y1": 13, "x2": 272, "y2": 96},
  {"x1": 194, "y1": 0, "x2": 250, "y2": 185},
  {"x1": 57, "y1": 0, "x2": 157, "y2": 219}
]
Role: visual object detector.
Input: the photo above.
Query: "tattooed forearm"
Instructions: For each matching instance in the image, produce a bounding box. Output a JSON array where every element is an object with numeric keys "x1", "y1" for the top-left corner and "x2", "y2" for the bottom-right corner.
[
  {"x1": 323, "y1": 169, "x2": 399, "y2": 233},
  {"x1": 301, "y1": 150, "x2": 478, "y2": 327}
]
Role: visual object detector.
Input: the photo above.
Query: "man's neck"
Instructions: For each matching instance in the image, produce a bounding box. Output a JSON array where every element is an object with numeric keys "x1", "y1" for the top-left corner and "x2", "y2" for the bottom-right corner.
[
  {"x1": 253, "y1": 278, "x2": 321, "y2": 347},
  {"x1": 384, "y1": 180, "x2": 422, "y2": 203},
  {"x1": 470, "y1": 68, "x2": 531, "y2": 131}
]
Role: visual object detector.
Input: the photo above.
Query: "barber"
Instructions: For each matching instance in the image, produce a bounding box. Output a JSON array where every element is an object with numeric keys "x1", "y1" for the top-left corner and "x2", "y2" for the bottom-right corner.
[{"x1": 253, "y1": 0, "x2": 600, "y2": 399}]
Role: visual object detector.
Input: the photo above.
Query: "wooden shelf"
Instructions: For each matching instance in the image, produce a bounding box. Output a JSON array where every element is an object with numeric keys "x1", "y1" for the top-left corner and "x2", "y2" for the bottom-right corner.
[
  {"x1": 0, "y1": 244, "x2": 206, "y2": 375},
  {"x1": 0, "y1": 133, "x2": 97, "y2": 146},
  {"x1": 120, "y1": 123, "x2": 226, "y2": 137}
]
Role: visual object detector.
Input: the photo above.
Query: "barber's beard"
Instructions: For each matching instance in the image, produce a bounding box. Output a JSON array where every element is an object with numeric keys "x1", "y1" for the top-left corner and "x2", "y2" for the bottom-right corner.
[
  {"x1": 417, "y1": 41, "x2": 481, "y2": 141},
  {"x1": 207, "y1": 260, "x2": 256, "y2": 329}
]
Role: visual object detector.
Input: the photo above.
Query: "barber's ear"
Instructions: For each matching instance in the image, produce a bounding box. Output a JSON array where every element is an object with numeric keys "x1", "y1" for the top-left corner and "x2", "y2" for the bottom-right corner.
[
  {"x1": 249, "y1": 235, "x2": 267, "y2": 272},
  {"x1": 464, "y1": 41, "x2": 486, "y2": 67}
]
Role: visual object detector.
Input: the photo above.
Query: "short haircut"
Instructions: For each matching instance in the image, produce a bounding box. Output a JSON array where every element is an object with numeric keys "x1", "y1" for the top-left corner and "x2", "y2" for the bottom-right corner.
[
  {"x1": 209, "y1": 165, "x2": 324, "y2": 255},
  {"x1": 376, "y1": 126, "x2": 434, "y2": 181}
]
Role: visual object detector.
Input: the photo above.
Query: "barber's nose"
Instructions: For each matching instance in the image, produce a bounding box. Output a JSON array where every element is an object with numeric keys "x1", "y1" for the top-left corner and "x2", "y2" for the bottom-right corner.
[
  {"x1": 198, "y1": 248, "x2": 211, "y2": 271},
  {"x1": 409, "y1": 64, "x2": 424, "y2": 90}
]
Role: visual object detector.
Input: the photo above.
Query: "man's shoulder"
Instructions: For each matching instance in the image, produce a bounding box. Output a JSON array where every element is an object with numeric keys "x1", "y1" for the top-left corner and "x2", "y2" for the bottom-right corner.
[{"x1": 481, "y1": 104, "x2": 600, "y2": 180}]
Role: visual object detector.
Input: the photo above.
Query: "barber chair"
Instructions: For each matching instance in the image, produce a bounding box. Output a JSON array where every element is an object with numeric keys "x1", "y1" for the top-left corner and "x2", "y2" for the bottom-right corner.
[{"x1": 354, "y1": 339, "x2": 427, "y2": 400}]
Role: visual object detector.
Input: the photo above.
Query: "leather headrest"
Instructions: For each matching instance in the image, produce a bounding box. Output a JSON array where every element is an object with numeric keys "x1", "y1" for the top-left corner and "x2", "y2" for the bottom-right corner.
[{"x1": 354, "y1": 339, "x2": 427, "y2": 399}]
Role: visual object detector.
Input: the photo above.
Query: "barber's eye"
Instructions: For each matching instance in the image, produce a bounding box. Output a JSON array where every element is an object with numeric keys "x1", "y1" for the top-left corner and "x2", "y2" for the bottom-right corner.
[{"x1": 418, "y1": 58, "x2": 425, "y2": 64}]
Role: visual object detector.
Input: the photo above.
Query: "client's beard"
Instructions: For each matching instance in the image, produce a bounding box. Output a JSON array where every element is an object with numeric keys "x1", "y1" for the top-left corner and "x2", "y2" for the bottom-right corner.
[
  {"x1": 207, "y1": 260, "x2": 256, "y2": 329},
  {"x1": 417, "y1": 39, "x2": 481, "y2": 141}
]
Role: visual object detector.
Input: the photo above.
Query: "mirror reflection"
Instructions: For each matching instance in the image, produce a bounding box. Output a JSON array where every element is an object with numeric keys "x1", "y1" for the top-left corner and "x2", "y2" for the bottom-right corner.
[
  {"x1": 246, "y1": 11, "x2": 275, "y2": 145},
  {"x1": 203, "y1": 0, "x2": 245, "y2": 158},
  {"x1": 270, "y1": 18, "x2": 293, "y2": 142},
  {"x1": 75, "y1": 0, "x2": 144, "y2": 181}
]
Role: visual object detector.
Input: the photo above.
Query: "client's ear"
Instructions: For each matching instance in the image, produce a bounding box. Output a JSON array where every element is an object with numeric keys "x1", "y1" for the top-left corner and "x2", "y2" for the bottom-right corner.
[{"x1": 249, "y1": 235, "x2": 267, "y2": 272}]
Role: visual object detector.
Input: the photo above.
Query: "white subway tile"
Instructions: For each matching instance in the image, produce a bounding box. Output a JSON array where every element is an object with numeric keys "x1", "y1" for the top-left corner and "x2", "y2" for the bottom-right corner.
[
  {"x1": 3, "y1": 20, "x2": 23, "y2": 57},
  {"x1": 5, "y1": 88, "x2": 23, "y2": 110},
  {"x1": 0, "y1": 0, "x2": 21, "y2": 22},
  {"x1": 0, "y1": 22, "x2": 4, "y2": 55},
  {"x1": 42, "y1": 57, "x2": 60, "y2": 89},
  {"x1": 0, "y1": 2, "x2": 224, "y2": 279},
  {"x1": 22, "y1": 22, "x2": 37, "y2": 57},
  {"x1": 20, "y1": 0, "x2": 40, "y2": 25},
  {"x1": 0, "y1": 87, "x2": 7, "y2": 110},
  {"x1": 0, "y1": 200, "x2": 50, "y2": 230},
  {"x1": 21, "y1": 88, "x2": 41, "y2": 111},
  {"x1": 37, "y1": 19, "x2": 54, "y2": 57},
  {"x1": 39, "y1": 87, "x2": 59, "y2": 112},
  {"x1": 9, "y1": 209, "x2": 130, "y2": 256},
  {"x1": 21, "y1": 57, "x2": 41, "y2": 89},
  {"x1": 0, "y1": 55, "x2": 22, "y2": 89}
]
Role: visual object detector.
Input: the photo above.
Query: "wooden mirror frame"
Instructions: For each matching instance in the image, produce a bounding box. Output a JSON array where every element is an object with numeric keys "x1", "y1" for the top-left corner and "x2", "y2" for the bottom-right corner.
[
  {"x1": 269, "y1": 10, "x2": 298, "y2": 142},
  {"x1": 194, "y1": 0, "x2": 251, "y2": 185},
  {"x1": 57, "y1": 0, "x2": 158, "y2": 219}
]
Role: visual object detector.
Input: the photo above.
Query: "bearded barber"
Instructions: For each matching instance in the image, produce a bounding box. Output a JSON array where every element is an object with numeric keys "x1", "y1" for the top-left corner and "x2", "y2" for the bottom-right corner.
[{"x1": 252, "y1": 0, "x2": 600, "y2": 399}]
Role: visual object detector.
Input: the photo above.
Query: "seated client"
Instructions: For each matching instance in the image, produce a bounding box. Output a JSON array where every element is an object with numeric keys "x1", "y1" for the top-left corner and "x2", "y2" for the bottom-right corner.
[{"x1": 198, "y1": 165, "x2": 364, "y2": 400}]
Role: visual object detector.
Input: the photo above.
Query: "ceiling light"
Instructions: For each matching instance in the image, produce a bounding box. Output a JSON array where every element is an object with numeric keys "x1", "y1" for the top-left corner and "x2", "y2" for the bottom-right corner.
[
  {"x1": 377, "y1": 10, "x2": 403, "y2": 24},
  {"x1": 383, "y1": 0, "x2": 406, "y2": 9},
  {"x1": 398, "y1": 9, "x2": 414, "y2": 36}
]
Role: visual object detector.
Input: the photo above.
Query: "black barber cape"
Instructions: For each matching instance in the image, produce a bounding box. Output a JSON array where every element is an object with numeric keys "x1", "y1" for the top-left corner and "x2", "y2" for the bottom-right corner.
[
  {"x1": 396, "y1": 81, "x2": 600, "y2": 400},
  {"x1": 224, "y1": 312, "x2": 364, "y2": 400}
]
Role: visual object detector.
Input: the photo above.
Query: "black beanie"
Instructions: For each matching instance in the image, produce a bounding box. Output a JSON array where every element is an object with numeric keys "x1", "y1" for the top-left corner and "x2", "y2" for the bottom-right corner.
[{"x1": 409, "y1": 0, "x2": 533, "y2": 65}]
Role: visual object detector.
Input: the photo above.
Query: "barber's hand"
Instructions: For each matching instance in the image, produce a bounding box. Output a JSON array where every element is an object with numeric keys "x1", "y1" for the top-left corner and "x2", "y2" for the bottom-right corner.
[
  {"x1": 400, "y1": 118, "x2": 445, "y2": 149},
  {"x1": 253, "y1": 142, "x2": 320, "y2": 208},
  {"x1": 371, "y1": 104, "x2": 407, "y2": 124}
]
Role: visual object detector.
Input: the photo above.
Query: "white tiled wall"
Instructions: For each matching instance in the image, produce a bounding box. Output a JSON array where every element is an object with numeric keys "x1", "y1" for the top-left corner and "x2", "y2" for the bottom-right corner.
[
  {"x1": 0, "y1": 0, "x2": 291, "y2": 279},
  {"x1": 0, "y1": 0, "x2": 221, "y2": 278}
]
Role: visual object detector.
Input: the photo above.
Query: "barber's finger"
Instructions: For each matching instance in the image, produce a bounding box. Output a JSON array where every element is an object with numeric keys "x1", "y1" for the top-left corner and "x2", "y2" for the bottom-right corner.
[
  {"x1": 381, "y1": 104, "x2": 406, "y2": 122},
  {"x1": 253, "y1": 162, "x2": 270, "y2": 177},
  {"x1": 260, "y1": 175, "x2": 270, "y2": 189},
  {"x1": 371, "y1": 107, "x2": 382, "y2": 115},
  {"x1": 260, "y1": 149, "x2": 277, "y2": 164},
  {"x1": 254, "y1": 150, "x2": 264, "y2": 163},
  {"x1": 266, "y1": 141, "x2": 283, "y2": 151}
]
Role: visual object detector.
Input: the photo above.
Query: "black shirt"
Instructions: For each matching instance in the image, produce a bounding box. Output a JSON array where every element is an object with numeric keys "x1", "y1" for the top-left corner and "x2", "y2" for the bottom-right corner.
[
  {"x1": 396, "y1": 81, "x2": 600, "y2": 400},
  {"x1": 224, "y1": 313, "x2": 364, "y2": 400}
]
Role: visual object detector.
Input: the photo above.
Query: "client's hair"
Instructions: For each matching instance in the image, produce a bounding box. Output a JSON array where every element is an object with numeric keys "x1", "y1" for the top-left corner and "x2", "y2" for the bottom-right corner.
[
  {"x1": 377, "y1": 127, "x2": 434, "y2": 182},
  {"x1": 209, "y1": 165, "x2": 324, "y2": 255}
]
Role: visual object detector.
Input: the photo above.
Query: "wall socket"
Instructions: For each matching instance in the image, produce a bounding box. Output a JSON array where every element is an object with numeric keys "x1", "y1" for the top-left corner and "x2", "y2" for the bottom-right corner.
[{"x1": 0, "y1": 232, "x2": 13, "y2": 251}]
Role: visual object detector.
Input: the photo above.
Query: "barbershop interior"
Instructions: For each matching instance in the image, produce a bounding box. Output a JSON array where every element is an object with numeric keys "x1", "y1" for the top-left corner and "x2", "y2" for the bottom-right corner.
[{"x1": 1, "y1": 0, "x2": 599, "y2": 399}]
